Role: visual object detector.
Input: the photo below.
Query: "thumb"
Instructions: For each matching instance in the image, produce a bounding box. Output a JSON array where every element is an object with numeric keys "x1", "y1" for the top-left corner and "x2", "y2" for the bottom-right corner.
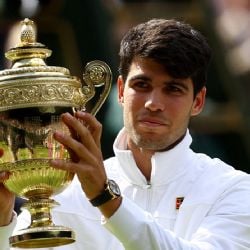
[{"x1": 0, "y1": 148, "x2": 4, "y2": 158}]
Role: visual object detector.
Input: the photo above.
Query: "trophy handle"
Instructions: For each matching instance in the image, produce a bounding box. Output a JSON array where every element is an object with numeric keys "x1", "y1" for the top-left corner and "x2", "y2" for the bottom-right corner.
[{"x1": 82, "y1": 60, "x2": 112, "y2": 116}]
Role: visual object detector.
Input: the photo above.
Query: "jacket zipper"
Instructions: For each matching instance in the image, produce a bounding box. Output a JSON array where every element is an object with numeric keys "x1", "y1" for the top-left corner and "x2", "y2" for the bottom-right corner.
[{"x1": 145, "y1": 181, "x2": 152, "y2": 212}]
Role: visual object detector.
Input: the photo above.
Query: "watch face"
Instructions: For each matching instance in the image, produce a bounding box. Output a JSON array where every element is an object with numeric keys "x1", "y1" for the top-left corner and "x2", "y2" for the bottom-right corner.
[{"x1": 109, "y1": 179, "x2": 121, "y2": 196}]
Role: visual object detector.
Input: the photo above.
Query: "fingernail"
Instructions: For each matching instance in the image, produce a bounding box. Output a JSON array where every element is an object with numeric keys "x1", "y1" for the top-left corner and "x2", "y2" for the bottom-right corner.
[
  {"x1": 0, "y1": 172, "x2": 7, "y2": 179},
  {"x1": 50, "y1": 159, "x2": 62, "y2": 168},
  {"x1": 53, "y1": 131, "x2": 64, "y2": 139},
  {"x1": 50, "y1": 159, "x2": 58, "y2": 165},
  {"x1": 76, "y1": 111, "x2": 86, "y2": 117},
  {"x1": 64, "y1": 112, "x2": 73, "y2": 118}
]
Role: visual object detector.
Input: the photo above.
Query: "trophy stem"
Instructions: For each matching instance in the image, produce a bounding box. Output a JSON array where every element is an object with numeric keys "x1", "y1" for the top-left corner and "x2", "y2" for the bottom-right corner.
[
  {"x1": 24, "y1": 198, "x2": 57, "y2": 228},
  {"x1": 9, "y1": 198, "x2": 75, "y2": 248}
]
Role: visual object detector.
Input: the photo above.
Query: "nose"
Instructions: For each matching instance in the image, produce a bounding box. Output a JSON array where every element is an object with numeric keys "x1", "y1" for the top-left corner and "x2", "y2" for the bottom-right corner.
[{"x1": 144, "y1": 90, "x2": 165, "y2": 112}]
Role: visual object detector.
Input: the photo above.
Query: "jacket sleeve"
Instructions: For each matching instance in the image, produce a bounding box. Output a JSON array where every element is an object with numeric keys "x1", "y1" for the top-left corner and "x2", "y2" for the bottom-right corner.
[
  {"x1": 0, "y1": 213, "x2": 17, "y2": 250},
  {"x1": 104, "y1": 197, "x2": 194, "y2": 250},
  {"x1": 104, "y1": 178, "x2": 250, "y2": 250}
]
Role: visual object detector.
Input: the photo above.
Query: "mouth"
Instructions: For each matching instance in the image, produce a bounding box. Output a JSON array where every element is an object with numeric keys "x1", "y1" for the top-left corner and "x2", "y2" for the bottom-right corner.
[{"x1": 138, "y1": 117, "x2": 167, "y2": 128}]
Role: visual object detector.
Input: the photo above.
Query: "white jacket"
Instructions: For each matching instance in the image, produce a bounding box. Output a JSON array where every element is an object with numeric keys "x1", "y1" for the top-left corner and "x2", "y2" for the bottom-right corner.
[{"x1": 1, "y1": 129, "x2": 250, "y2": 249}]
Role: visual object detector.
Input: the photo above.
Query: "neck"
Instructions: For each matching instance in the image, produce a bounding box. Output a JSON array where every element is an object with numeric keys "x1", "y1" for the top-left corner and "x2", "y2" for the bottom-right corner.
[
  {"x1": 130, "y1": 146, "x2": 153, "y2": 181},
  {"x1": 128, "y1": 133, "x2": 186, "y2": 181},
  {"x1": 158, "y1": 133, "x2": 186, "y2": 152}
]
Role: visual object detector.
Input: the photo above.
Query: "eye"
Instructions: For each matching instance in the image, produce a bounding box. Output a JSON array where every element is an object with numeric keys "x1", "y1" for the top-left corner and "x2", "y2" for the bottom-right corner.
[
  {"x1": 132, "y1": 81, "x2": 150, "y2": 91},
  {"x1": 169, "y1": 85, "x2": 182, "y2": 92},
  {"x1": 165, "y1": 84, "x2": 185, "y2": 95}
]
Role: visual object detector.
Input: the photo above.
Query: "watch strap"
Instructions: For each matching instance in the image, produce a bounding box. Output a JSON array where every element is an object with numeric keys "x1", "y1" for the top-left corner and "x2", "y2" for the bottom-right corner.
[{"x1": 89, "y1": 180, "x2": 120, "y2": 207}]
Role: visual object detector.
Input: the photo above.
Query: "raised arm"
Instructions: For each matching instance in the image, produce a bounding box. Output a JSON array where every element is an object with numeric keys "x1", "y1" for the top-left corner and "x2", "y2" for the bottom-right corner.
[
  {"x1": 50, "y1": 111, "x2": 122, "y2": 219},
  {"x1": 0, "y1": 149, "x2": 16, "y2": 250},
  {"x1": 0, "y1": 149, "x2": 15, "y2": 226}
]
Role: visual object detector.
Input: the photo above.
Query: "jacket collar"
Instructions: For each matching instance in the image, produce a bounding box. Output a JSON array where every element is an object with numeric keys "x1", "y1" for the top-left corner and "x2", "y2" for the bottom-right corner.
[{"x1": 113, "y1": 128, "x2": 194, "y2": 187}]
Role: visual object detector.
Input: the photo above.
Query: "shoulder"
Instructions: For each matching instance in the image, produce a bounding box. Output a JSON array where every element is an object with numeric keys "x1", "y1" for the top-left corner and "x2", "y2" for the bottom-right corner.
[
  {"x1": 196, "y1": 153, "x2": 248, "y2": 180},
  {"x1": 186, "y1": 152, "x2": 250, "y2": 204}
]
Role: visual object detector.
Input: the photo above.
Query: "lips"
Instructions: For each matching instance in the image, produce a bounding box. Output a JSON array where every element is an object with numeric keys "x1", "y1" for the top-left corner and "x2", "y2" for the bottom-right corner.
[{"x1": 138, "y1": 116, "x2": 167, "y2": 127}]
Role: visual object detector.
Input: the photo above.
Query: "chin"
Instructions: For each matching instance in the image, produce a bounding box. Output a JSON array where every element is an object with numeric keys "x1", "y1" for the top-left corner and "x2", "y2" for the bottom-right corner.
[{"x1": 134, "y1": 136, "x2": 170, "y2": 151}]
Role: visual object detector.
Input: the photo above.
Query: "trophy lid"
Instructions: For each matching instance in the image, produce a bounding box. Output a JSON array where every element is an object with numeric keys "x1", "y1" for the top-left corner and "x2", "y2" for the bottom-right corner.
[{"x1": 0, "y1": 18, "x2": 92, "y2": 112}]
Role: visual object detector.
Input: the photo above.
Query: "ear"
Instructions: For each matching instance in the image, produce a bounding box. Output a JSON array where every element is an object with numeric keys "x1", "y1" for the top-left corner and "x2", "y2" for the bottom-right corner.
[
  {"x1": 117, "y1": 75, "x2": 125, "y2": 104},
  {"x1": 191, "y1": 87, "x2": 206, "y2": 116}
]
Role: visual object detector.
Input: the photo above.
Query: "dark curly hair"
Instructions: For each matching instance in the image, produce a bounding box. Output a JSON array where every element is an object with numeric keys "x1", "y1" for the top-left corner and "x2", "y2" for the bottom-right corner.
[{"x1": 119, "y1": 19, "x2": 212, "y2": 96}]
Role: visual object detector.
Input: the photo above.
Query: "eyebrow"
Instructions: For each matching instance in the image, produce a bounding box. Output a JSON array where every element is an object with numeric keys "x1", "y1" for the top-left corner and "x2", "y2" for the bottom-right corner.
[{"x1": 129, "y1": 74, "x2": 151, "y2": 82}]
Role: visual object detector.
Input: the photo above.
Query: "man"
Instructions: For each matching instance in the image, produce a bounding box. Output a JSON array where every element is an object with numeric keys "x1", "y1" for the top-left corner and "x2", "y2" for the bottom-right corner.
[{"x1": 1, "y1": 19, "x2": 250, "y2": 249}]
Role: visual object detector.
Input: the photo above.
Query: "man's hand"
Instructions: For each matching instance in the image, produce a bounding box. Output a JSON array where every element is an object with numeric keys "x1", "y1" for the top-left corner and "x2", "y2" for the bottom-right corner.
[
  {"x1": 0, "y1": 149, "x2": 15, "y2": 226},
  {"x1": 50, "y1": 112, "x2": 107, "y2": 200},
  {"x1": 50, "y1": 112, "x2": 122, "y2": 218}
]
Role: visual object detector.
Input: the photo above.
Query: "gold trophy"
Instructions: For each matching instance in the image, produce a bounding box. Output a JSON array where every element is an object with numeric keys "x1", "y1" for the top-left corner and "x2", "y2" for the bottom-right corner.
[{"x1": 0, "y1": 18, "x2": 112, "y2": 248}]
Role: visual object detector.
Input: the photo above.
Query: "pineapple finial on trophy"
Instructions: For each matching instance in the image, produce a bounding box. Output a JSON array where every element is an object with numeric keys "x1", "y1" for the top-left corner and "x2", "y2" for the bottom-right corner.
[{"x1": 20, "y1": 18, "x2": 37, "y2": 45}]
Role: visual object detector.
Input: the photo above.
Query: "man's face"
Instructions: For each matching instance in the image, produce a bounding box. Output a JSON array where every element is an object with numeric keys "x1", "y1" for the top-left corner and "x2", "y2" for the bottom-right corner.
[{"x1": 118, "y1": 57, "x2": 206, "y2": 152}]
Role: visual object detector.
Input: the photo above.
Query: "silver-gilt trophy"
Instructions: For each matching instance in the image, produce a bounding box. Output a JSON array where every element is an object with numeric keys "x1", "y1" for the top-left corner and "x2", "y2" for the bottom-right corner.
[{"x1": 0, "y1": 18, "x2": 112, "y2": 248}]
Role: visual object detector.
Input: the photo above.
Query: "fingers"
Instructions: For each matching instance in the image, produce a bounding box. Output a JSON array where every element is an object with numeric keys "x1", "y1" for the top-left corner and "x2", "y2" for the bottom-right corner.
[
  {"x1": 51, "y1": 112, "x2": 106, "y2": 199},
  {"x1": 0, "y1": 148, "x2": 10, "y2": 181},
  {"x1": 50, "y1": 159, "x2": 79, "y2": 172},
  {"x1": 53, "y1": 130, "x2": 95, "y2": 164},
  {"x1": 52, "y1": 111, "x2": 104, "y2": 167},
  {"x1": 74, "y1": 111, "x2": 102, "y2": 147},
  {"x1": 60, "y1": 112, "x2": 102, "y2": 156},
  {"x1": 0, "y1": 171, "x2": 10, "y2": 181},
  {"x1": 0, "y1": 151, "x2": 10, "y2": 183},
  {"x1": 51, "y1": 159, "x2": 99, "y2": 177},
  {"x1": 0, "y1": 148, "x2": 4, "y2": 158},
  {"x1": 51, "y1": 159, "x2": 106, "y2": 199}
]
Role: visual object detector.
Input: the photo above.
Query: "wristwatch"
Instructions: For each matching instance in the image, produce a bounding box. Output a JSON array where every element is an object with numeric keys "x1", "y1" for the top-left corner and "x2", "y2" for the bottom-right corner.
[{"x1": 90, "y1": 179, "x2": 121, "y2": 207}]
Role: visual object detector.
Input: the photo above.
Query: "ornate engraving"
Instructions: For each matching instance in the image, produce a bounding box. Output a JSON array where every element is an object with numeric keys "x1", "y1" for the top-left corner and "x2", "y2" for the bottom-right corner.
[
  {"x1": 0, "y1": 80, "x2": 89, "y2": 111},
  {"x1": 0, "y1": 66, "x2": 69, "y2": 77},
  {"x1": 88, "y1": 65, "x2": 105, "y2": 83}
]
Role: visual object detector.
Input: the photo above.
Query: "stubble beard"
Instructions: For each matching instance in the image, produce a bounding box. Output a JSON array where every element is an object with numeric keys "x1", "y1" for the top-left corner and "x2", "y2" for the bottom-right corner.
[{"x1": 125, "y1": 123, "x2": 172, "y2": 151}]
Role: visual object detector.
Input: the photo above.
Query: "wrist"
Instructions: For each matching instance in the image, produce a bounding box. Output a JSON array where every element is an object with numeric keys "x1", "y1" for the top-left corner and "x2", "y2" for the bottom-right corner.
[
  {"x1": 0, "y1": 211, "x2": 14, "y2": 226},
  {"x1": 89, "y1": 179, "x2": 121, "y2": 207},
  {"x1": 99, "y1": 196, "x2": 122, "y2": 219}
]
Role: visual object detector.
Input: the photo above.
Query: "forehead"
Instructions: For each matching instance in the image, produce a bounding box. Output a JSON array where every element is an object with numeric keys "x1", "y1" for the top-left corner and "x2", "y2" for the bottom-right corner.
[
  {"x1": 128, "y1": 57, "x2": 166, "y2": 75},
  {"x1": 127, "y1": 57, "x2": 194, "y2": 87}
]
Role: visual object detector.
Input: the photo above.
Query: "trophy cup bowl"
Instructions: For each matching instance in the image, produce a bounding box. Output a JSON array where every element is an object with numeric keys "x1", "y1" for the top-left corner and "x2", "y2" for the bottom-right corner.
[{"x1": 0, "y1": 18, "x2": 112, "y2": 248}]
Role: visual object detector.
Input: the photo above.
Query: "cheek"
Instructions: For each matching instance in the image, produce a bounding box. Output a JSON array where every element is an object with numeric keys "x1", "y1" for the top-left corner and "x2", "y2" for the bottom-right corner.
[
  {"x1": 123, "y1": 94, "x2": 142, "y2": 122},
  {"x1": 122, "y1": 95, "x2": 133, "y2": 115},
  {"x1": 167, "y1": 99, "x2": 194, "y2": 120},
  {"x1": 123, "y1": 92, "x2": 140, "y2": 110}
]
